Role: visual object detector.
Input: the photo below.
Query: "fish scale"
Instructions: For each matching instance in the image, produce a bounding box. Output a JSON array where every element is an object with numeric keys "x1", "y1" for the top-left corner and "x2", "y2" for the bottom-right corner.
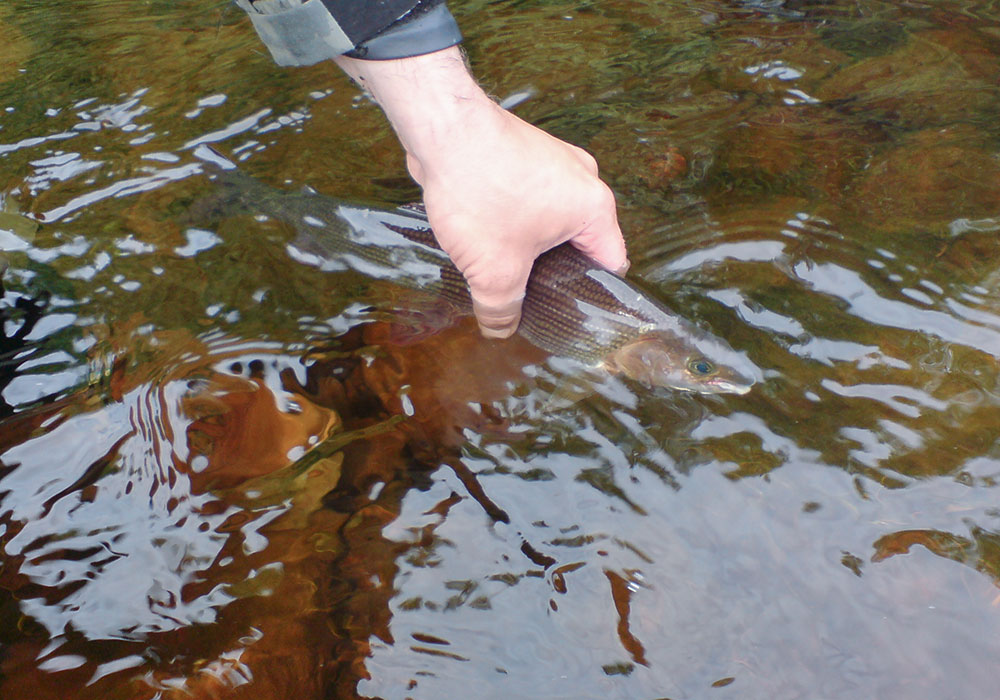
[{"x1": 200, "y1": 169, "x2": 758, "y2": 394}]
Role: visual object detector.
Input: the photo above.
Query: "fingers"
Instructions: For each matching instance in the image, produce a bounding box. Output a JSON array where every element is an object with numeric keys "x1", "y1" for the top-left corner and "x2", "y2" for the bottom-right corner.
[
  {"x1": 462, "y1": 254, "x2": 532, "y2": 338},
  {"x1": 471, "y1": 294, "x2": 524, "y2": 339},
  {"x1": 449, "y1": 180, "x2": 627, "y2": 340},
  {"x1": 412, "y1": 108, "x2": 627, "y2": 339},
  {"x1": 568, "y1": 185, "x2": 630, "y2": 274}
]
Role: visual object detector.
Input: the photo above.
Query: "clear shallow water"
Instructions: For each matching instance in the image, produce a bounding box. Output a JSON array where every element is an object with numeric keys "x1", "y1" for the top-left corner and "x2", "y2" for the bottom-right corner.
[{"x1": 2, "y1": 1, "x2": 1000, "y2": 698}]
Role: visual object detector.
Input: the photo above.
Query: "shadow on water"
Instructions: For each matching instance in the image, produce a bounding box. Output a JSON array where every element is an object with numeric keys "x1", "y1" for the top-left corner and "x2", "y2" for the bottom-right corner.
[{"x1": 2, "y1": 0, "x2": 1000, "y2": 699}]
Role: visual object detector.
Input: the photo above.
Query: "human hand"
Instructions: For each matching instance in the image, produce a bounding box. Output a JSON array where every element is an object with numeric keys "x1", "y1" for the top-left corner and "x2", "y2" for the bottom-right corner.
[{"x1": 334, "y1": 47, "x2": 628, "y2": 337}]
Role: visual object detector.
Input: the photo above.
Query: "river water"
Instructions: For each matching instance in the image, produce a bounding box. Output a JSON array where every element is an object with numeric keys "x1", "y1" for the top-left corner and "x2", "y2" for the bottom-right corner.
[{"x1": 1, "y1": 1, "x2": 999, "y2": 698}]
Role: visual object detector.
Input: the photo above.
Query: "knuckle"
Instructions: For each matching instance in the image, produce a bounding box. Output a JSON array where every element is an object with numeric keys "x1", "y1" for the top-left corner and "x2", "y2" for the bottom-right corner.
[
  {"x1": 594, "y1": 181, "x2": 617, "y2": 208},
  {"x1": 575, "y1": 148, "x2": 600, "y2": 175}
]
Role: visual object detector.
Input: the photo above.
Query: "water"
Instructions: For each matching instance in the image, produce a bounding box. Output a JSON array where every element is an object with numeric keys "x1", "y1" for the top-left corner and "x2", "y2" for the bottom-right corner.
[{"x1": 2, "y1": 1, "x2": 1000, "y2": 698}]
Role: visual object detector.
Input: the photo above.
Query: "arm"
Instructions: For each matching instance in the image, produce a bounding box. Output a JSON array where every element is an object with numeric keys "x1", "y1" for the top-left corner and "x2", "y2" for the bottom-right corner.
[
  {"x1": 334, "y1": 47, "x2": 628, "y2": 337},
  {"x1": 239, "y1": 1, "x2": 628, "y2": 337}
]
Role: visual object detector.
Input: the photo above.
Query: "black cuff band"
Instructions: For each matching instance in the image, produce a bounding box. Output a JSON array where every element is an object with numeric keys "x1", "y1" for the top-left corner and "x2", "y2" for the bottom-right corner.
[{"x1": 345, "y1": 3, "x2": 462, "y2": 60}]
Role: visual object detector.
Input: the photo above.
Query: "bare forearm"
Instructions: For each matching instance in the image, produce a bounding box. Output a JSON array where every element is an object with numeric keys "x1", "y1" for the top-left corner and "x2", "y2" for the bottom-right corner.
[{"x1": 333, "y1": 47, "x2": 504, "y2": 175}]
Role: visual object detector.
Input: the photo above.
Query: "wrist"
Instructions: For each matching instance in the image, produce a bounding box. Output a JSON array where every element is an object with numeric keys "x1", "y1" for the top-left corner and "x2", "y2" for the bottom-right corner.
[{"x1": 334, "y1": 47, "x2": 504, "y2": 167}]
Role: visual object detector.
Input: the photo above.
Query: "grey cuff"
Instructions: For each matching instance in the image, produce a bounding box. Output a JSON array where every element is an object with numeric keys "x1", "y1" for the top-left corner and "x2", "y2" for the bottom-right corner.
[
  {"x1": 346, "y1": 4, "x2": 462, "y2": 60},
  {"x1": 235, "y1": 0, "x2": 354, "y2": 67}
]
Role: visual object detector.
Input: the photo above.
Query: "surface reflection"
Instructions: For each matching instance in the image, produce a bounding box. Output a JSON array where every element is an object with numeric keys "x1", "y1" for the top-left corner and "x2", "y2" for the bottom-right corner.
[
  {"x1": 2, "y1": 0, "x2": 1000, "y2": 698},
  {"x1": 1, "y1": 328, "x2": 378, "y2": 697}
]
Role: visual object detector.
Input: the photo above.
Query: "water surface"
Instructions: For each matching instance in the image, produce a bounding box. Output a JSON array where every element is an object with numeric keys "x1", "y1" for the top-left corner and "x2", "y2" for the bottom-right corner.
[{"x1": 1, "y1": 1, "x2": 1000, "y2": 698}]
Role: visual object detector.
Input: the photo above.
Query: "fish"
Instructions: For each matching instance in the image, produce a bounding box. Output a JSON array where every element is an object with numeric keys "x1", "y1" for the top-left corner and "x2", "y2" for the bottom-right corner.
[{"x1": 195, "y1": 151, "x2": 758, "y2": 395}]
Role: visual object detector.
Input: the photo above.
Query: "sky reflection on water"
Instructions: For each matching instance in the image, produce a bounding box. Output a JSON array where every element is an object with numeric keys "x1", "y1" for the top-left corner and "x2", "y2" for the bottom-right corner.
[{"x1": 2, "y1": 1, "x2": 1000, "y2": 699}]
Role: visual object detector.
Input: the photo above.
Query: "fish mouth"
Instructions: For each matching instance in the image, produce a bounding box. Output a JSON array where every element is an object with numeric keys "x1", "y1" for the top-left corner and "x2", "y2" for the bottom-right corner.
[
  {"x1": 668, "y1": 378, "x2": 753, "y2": 396},
  {"x1": 703, "y1": 376, "x2": 755, "y2": 396}
]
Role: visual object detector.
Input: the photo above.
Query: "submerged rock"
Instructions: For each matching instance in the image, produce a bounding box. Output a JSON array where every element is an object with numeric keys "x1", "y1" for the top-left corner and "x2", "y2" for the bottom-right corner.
[
  {"x1": 702, "y1": 105, "x2": 885, "y2": 202},
  {"x1": 815, "y1": 31, "x2": 1000, "y2": 131},
  {"x1": 818, "y1": 18, "x2": 909, "y2": 59},
  {"x1": 848, "y1": 126, "x2": 1000, "y2": 231}
]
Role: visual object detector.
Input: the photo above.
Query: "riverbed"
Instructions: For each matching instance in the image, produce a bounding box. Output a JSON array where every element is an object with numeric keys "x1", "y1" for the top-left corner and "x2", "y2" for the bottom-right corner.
[{"x1": 1, "y1": 2, "x2": 999, "y2": 698}]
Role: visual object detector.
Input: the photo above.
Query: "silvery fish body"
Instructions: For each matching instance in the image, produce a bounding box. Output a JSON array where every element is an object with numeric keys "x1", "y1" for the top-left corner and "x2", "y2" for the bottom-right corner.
[{"x1": 203, "y1": 168, "x2": 758, "y2": 395}]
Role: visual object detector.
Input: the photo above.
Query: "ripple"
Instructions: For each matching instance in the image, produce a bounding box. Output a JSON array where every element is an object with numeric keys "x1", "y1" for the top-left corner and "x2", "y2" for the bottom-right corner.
[
  {"x1": 791, "y1": 260, "x2": 1000, "y2": 358},
  {"x1": 0, "y1": 334, "x2": 341, "y2": 641},
  {"x1": 628, "y1": 195, "x2": 1000, "y2": 490},
  {"x1": 3, "y1": 0, "x2": 1000, "y2": 696}
]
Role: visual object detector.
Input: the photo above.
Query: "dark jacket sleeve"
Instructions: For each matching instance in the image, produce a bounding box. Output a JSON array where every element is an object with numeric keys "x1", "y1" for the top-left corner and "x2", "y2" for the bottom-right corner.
[{"x1": 236, "y1": 0, "x2": 462, "y2": 66}]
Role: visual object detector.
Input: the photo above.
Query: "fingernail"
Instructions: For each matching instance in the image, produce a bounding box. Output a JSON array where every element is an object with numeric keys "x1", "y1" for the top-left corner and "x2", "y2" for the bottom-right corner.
[{"x1": 614, "y1": 260, "x2": 631, "y2": 276}]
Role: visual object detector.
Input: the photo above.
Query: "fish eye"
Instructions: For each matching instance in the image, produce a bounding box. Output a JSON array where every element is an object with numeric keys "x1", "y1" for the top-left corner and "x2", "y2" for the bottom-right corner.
[{"x1": 688, "y1": 358, "x2": 717, "y2": 376}]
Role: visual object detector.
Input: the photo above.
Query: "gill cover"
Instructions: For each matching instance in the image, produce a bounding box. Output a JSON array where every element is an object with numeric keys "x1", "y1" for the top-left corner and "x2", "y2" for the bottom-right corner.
[{"x1": 606, "y1": 334, "x2": 754, "y2": 395}]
